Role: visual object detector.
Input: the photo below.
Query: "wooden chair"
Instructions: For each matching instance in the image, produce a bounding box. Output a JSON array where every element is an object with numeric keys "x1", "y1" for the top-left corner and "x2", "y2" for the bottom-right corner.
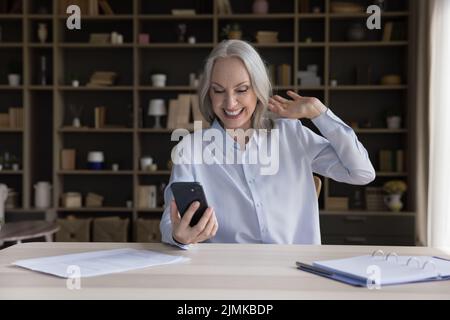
[{"x1": 313, "y1": 176, "x2": 322, "y2": 198}]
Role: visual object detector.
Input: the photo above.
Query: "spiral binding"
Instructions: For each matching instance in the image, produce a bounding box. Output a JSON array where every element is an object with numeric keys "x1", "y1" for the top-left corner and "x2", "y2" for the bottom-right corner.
[{"x1": 371, "y1": 250, "x2": 442, "y2": 278}]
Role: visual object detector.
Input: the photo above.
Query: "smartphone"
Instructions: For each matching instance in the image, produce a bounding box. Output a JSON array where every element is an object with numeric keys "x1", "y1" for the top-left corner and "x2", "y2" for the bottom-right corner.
[{"x1": 170, "y1": 182, "x2": 209, "y2": 227}]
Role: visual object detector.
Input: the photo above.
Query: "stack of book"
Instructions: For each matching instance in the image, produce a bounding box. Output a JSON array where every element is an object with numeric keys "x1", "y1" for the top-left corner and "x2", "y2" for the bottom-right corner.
[
  {"x1": 7, "y1": 108, "x2": 24, "y2": 128},
  {"x1": 87, "y1": 72, "x2": 117, "y2": 87},
  {"x1": 365, "y1": 187, "x2": 386, "y2": 211},
  {"x1": 379, "y1": 149, "x2": 405, "y2": 172},
  {"x1": 327, "y1": 197, "x2": 349, "y2": 211},
  {"x1": 86, "y1": 192, "x2": 104, "y2": 207},
  {"x1": 256, "y1": 31, "x2": 279, "y2": 44},
  {"x1": 166, "y1": 94, "x2": 209, "y2": 130}
]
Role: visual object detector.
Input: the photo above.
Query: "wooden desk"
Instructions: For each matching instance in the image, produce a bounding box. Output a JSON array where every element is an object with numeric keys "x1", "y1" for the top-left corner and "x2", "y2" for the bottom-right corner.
[{"x1": 1, "y1": 242, "x2": 450, "y2": 299}]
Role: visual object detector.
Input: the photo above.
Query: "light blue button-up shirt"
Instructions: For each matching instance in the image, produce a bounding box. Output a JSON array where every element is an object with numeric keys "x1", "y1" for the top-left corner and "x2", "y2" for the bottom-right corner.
[{"x1": 160, "y1": 109, "x2": 376, "y2": 248}]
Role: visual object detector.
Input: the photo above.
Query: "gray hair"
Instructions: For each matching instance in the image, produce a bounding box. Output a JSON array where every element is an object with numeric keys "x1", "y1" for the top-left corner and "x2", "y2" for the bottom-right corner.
[{"x1": 198, "y1": 40, "x2": 274, "y2": 130}]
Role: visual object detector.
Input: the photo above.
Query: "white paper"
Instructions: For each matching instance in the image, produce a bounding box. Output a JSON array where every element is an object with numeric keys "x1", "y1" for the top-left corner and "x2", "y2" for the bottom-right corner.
[{"x1": 13, "y1": 248, "x2": 189, "y2": 278}]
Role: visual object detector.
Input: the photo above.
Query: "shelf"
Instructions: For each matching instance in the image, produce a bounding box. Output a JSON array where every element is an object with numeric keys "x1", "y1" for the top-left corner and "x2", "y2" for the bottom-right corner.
[
  {"x1": 137, "y1": 170, "x2": 171, "y2": 175},
  {"x1": 139, "y1": 14, "x2": 214, "y2": 20},
  {"x1": 29, "y1": 85, "x2": 53, "y2": 90},
  {"x1": 57, "y1": 170, "x2": 134, "y2": 175},
  {"x1": 330, "y1": 41, "x2": 408, "y2": 47},
  {"x1": 217, "y1": 13, "x2": 295, "y2": 19},
  {"x1": 57, "y1": 207, "x2": 134, "y2": 212},
  {"x1": 59, "y1": 127, "x2": 133, "y2": 133},
  {"x1": 137, "y1": 207, "x2": 165, "y2": 212},
  {"x1": 57, "y1": 86, "x2": 134, "y2": 91},
  {"x1": 57, "y1": 15, "x2": 134, "y2": 20},
  {"x1": 138, "y1": 128, "x2": 174, "y2": 133},
  {"x1": 28, "y1": 43, "x2": 53, "y2": 48},
  {"x1": 0, "y1": 43, "x2": 23, "y2": 48},
  {"x1": 298, "y1": 42, "x2": 326, "y2": 47},
  {"x1": 0, "y1": 85, "x2": 24, "y2": 90},
  {"x1": 376, "y1": 172, "x2": 408, "y2": 177},
  {"x1": 297, "y1": 86, "x2": 325, "y2": 90},
  {"x1": 252, "y1": 42, "x2": 296, "y2": 48},
  {"x1": 0, "y1": 128, "x2": 23, "y2": 133},
  {"x1": 59, "y1": 43, "x2": 134, "y2": 48},
  {"x1": 0, "y1": 170, "x2": 23, "y2": 175},
  {"x1": 328, "y1": 11, "x2": 409, "y2": 19},
  {"x1": 137, "y1": 86, "x2": 197, "y2": 91},
  {"x1": 28, "y1": 14, "x2": 53, "y2": 19},
  {"x1": 354, "y1": 129, "x2": 407, "y2": 134},
  {"x1": 137, "y1": 43, "x2": 214, "y2": 49},
  {"x1": 5, "y1": 208, "x2": 50, "y2": 213},
  {"x1": 320, "y1": 210, "x2": 415, "y2": 217},
  {"x1": 329, "y1": 85, "x2": 407, "y2": 91},
  {"x1": 0, "y1": 14, "x2": 23, "y2": 19}
]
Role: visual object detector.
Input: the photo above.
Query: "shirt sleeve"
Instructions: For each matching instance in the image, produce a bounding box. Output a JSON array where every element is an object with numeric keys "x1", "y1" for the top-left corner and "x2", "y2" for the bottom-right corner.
[
  {"x1": 159, "y1": 139, "x2": 195, "y2": 250},
  {"x1": 296, "y1": 108, "x2": 376, "y2": 185}
]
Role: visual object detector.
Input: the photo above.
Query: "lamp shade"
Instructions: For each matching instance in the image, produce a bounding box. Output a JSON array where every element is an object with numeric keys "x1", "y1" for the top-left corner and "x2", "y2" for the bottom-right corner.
[{"x1": 148, "y1": 99, "x2": 167, "y2": 116}]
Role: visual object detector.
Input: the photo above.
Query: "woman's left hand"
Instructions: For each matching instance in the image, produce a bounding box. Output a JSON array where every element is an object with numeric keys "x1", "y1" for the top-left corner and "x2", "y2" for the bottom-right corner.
[{"x1": 268, "y1": 90, "x2": 327, "y2": 120}]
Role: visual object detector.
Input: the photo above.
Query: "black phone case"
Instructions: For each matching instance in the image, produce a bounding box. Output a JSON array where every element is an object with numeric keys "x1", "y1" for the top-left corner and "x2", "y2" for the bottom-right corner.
[{"x1": 170, "y1": 182, "x2": 209, "y2": 227}]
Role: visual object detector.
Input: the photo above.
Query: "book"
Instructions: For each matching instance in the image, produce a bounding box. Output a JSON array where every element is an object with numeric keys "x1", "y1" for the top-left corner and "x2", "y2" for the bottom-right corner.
[
  {"x1": 396, "y1": 150, "x2": 404, "y2": 172},
  {"x1": 190, "y1": 94, "x2": 209, "y2": 129},
  {"x1": 382, "y1": 22, "x2": 393, "y2": 41},
  {"x1": 277, "y1": 64, "x2": 292, "y2": 86},
  {"x1": 177, "y1": 94, "x2": 192, "y2": 128},
  {"x1": 297, "y1": 251, "x2": 450, "y2": 287},
  {"x1": 94, "y1": 106, "x2": 106, "y2": 129},
  {"x1": 0, "y1": 113, "x2": 9, "y2": 128},
  {"x1": 166, "y1": 99, "x2": 179, "y2": 129},
  {"x1": 379, "y1": 149, "x2": 393, "y2": 172}
]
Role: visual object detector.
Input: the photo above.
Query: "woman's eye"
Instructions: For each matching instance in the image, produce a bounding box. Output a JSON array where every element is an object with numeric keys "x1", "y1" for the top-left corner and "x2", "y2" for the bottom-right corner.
[
  {"x1": 237, "y1": 88, "x2": 248, "y2": 93},
  {"x1": 213, "y1": 89, "x2": 224, "y2": 94}
]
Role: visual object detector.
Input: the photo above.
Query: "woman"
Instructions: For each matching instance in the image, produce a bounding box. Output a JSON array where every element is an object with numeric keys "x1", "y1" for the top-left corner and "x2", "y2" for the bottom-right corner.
[{"x1": 160, "y1": 40, "x2": 375, "y2": 248}]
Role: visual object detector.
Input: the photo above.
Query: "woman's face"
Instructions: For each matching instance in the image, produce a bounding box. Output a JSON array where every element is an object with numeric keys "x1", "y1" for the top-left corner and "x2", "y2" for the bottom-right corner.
[{"x1": 209, "y1": 57, "x2": 258, "y2": 130}]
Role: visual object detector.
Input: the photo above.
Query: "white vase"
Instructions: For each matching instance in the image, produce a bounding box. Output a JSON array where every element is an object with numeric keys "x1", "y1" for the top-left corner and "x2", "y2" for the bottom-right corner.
[
  {"x1": 387, "y1": 116, "x2": 402, "y2": 129},
  {"x1": 252, "y1": 0, "x2": 269, "y2": 14},
  {"x1": 38, "y1": 23, "x2": 48, "y2": 43},
  {"x1": 8, "y1": 74, "x2": 21, "y2": 86},
  {"x1": 384, "y1": 193, "x2": 403, "y2": 212},
  {"x1": 34, "y1": 181, "x2": 52, "y2": 209}
]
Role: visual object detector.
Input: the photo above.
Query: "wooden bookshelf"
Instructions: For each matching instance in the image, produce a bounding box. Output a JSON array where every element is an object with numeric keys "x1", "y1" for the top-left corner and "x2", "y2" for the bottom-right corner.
[{"x1": 0, "y1": 0, "x2": 415, "y2": 245}]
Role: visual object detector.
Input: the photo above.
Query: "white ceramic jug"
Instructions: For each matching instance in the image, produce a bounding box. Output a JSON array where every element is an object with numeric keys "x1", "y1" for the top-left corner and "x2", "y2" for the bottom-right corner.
[
  {"x1": 0, "y1": 183, "x2": 7, "y2": 227},
  {"x1": 34, "y1": 181, "x2": 52, "y2": 208}
]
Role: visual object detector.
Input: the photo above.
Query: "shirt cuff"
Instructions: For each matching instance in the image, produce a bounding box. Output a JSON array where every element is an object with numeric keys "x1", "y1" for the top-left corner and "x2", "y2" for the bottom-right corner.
[
  {"x1": 311, "y1": 107, "x2": 351, "y2": 136},
  {"x1": 170, "y1": 236, "x2": 190, "y2": 250}
]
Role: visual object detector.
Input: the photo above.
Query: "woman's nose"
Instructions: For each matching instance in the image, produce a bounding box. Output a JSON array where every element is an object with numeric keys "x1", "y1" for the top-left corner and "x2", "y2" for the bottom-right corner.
[{"x1": 225, "y1": 93, "x2": 237, "y2": 109}]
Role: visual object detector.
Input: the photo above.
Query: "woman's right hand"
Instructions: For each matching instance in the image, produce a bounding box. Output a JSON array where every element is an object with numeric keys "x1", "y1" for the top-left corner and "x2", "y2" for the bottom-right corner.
[{"x1": 170, "y1": 200, "x2": 218, "y2": 245}]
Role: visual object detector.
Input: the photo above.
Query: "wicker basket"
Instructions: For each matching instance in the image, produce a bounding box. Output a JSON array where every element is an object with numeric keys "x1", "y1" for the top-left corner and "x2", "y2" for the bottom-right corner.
[
  {"x1": 135, "y1": 219, "x2": 161, "y2": 243},
  {"x1": 92, "y1": 217, "x2": 129, "y2": 242},
  {"x1": 55, "y1": 216, "x2": 92, "y2": 242}
]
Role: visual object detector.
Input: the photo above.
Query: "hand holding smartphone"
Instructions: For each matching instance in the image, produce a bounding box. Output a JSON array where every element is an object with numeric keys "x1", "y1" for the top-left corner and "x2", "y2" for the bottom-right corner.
[{"x1": 170, "y1": 182, "x2": 209, "y2": 227}]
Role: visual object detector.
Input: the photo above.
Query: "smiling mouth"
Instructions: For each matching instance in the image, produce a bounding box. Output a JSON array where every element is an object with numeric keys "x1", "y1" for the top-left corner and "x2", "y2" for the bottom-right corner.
[{"x1": 223, "y1": 108, "x2": 244, "y2": 118}]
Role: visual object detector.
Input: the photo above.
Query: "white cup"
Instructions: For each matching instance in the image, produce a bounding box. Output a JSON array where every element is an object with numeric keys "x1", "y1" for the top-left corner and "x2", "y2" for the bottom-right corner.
[
  {"x1": 387, "y1": 116, "x2": 402, "y2": 129},
  {"x1": 8, "y1": 74, "x2": 21, "y2": 86},
  {"x1": 151, "y1": 74, "x2": 167, "y2": 87},
  {"x1": 140, "y1": 157, "x2": 153, "y2": 171}
]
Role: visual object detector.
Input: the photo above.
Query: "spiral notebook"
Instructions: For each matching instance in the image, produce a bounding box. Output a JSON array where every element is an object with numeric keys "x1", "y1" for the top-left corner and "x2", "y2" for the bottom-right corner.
[{"x1": 296, "y1": 250, "x2": 450, "y2": 287}]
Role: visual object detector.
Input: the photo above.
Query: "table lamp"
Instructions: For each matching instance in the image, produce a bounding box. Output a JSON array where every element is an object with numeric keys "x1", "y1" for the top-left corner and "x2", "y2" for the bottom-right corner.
[{"x1": 148, "y1": 99, "x2": 167, "y2": 129}]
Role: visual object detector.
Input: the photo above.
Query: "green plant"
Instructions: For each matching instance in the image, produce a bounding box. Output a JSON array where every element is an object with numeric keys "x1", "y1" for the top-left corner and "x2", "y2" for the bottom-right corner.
[
  {"x1": 383, "y1": 180, "x2": 407, "y2": 194},
  {"x1": 221, "y1": 23, "x2": 241, "y2": 38}
]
